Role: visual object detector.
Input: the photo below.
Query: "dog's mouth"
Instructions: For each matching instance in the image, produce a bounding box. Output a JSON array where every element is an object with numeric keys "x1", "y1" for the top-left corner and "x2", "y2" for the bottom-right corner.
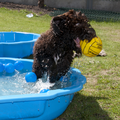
[
  {"x1": 74, "y1": 37, "x2": 81, "y2": 49},
  {"x1": 73, "y1": 37, "x2": 82, "y2": 55}
]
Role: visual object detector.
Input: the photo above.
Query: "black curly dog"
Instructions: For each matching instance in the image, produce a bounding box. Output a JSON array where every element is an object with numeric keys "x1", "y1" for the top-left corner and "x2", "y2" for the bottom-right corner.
[{"x1": 32, "y1": 10, "x2": 96, "y2": 83}]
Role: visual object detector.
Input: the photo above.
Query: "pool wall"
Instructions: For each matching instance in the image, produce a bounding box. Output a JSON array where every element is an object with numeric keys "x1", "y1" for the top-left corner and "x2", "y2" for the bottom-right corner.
[{"x1": 0, "y1": 32, "x2": 40, "y2": 58}]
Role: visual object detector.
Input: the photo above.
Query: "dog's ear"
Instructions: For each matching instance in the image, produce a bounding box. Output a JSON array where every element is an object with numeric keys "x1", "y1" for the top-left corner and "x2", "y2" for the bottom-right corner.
[
  {"x1": 52, "y1": 16, "x2": 61, "y2": 25},
  {"x1": 51, "y1": 16, "x2": 63, "y2": 35}
]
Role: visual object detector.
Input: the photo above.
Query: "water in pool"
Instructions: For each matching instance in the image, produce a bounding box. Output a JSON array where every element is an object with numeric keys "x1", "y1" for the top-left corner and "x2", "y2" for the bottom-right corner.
[{"x1": 0, "y1": 69, "x2": 72, "y2": 96}]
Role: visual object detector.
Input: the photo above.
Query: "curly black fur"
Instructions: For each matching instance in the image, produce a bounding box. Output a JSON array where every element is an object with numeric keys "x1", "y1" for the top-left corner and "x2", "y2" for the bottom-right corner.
[{"x1": 32, "y1": 10, "x2": 96, "y2": 83}]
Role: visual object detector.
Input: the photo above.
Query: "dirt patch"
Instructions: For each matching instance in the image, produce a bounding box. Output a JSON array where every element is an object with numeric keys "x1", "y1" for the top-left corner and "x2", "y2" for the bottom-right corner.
[
  {"x1": 87, "y1": 77, "x2": 98, "y2": 86},
  {"x1": 0, "y1": 2, "x2": 55, "y2": 15}
]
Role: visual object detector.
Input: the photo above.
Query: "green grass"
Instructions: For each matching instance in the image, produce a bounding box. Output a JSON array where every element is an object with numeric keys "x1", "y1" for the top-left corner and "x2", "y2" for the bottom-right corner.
[
  {"x1": 0, "y1": 7, "x2": 120, "y2": 120},
  {"x1": 0, "y1": 7, "x2": 51, "y2": 33}
]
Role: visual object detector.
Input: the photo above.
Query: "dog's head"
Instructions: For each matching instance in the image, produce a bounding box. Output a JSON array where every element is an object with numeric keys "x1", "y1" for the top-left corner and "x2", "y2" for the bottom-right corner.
[{"x1": 51, "y1": 10, "x2": 96, "y2": 53}]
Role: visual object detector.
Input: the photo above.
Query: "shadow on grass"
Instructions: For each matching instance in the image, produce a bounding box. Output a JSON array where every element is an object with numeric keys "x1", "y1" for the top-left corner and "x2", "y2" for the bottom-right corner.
[{"x1": 56, "y1": 92, "x2": 112, "y2": 120}]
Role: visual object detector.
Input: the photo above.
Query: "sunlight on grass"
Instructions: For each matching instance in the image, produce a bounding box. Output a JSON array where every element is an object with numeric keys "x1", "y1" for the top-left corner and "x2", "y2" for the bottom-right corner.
[
  {"x1": 0, "y1": 7, "x2": 51, "y2": 33},
  {"x1": 0, "y1": 7, "x2": 120, "y2": 120}
]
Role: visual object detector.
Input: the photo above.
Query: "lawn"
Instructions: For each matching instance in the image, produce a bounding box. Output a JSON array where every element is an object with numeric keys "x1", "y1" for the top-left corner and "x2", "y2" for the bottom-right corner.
[{"x1": 0, "y1": 7, "x2": 120, "y2": 120}]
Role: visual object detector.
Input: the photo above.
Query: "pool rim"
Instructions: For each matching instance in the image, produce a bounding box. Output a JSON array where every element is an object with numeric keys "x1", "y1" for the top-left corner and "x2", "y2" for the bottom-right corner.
[{"x1": 0, "y1": 31, "x2": 40, "y2": 44}]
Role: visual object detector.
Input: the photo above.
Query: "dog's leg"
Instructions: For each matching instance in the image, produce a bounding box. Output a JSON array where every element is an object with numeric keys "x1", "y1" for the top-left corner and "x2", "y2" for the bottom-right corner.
[
  {"x1": 49, "y1": 52, "x2": 73, "y2": 83},
  {"x1": 32, "y1": 60, "x2": 44, "y2": 79},
  {"x1": 49, "y1": 65, "x2": 70, "y2": 83}
]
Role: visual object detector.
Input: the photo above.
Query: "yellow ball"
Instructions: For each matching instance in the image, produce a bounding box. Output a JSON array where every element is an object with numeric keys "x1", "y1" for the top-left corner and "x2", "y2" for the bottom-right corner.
[{"x1": 80, "y1": 37, "x2": 102, "y2": 57}]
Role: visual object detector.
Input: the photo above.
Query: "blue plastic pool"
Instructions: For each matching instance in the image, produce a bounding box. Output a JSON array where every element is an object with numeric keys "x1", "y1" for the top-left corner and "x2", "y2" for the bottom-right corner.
[
  {"x1": 0, "y1": 57, "x2": 86, "y2": 120},
  {"x1": 0, "y1": 31, "x2": 40, "y2": 58}
]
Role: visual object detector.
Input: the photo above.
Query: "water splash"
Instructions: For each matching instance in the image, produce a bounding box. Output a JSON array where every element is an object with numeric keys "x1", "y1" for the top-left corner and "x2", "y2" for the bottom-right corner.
[{"x1": 0, "y1": 69, "x2": 73, "y2": 96}]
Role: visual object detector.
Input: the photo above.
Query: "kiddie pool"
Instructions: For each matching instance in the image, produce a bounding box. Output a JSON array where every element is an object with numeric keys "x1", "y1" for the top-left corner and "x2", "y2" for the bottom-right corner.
[
  {"x1": 0, "y1": 57, "x2": 86, "y2": 120},
  {"x1": 0, "y1": 31, "x2": 40, "y2": 58}
]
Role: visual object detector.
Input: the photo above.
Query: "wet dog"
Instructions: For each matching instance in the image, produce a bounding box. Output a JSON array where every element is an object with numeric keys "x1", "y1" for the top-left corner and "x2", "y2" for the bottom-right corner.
[{"x1": 32, "y1": 10, "x2": 96, "y2": 83}]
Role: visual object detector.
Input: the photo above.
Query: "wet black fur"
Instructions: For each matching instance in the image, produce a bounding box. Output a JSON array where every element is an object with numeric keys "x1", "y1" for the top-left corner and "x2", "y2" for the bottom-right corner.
[{"x1": 32, "y1": 10, "x2": 96, "y2": 83}]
